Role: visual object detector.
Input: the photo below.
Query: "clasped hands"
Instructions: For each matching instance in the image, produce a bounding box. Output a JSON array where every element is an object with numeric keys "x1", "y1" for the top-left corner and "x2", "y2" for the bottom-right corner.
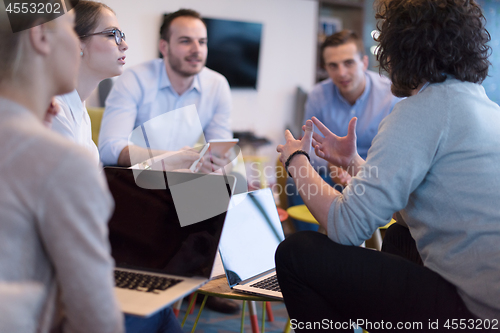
[{"x1": 277, "y1": 117, "x2": 361, "y2": 179}]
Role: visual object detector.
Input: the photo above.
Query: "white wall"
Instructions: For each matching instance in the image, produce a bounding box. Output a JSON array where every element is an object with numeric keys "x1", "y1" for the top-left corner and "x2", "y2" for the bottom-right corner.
[{"x1": 100, "y1": 0, "x2": 318, "y2": 163}]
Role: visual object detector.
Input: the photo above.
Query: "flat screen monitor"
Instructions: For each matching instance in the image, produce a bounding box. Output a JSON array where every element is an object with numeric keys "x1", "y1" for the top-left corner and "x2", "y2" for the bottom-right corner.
[
  {"x1": 204, "y1": 18, "x2": 262, "y2": 89},
  {"x1": 161, "y1": 15, "x2": 263, "y2": 89}
]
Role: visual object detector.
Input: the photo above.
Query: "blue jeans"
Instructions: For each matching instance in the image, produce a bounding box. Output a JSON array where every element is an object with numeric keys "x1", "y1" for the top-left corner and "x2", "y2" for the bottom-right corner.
[{"x1": 125, "y1": 307, "x2": 182, "y2": 333}]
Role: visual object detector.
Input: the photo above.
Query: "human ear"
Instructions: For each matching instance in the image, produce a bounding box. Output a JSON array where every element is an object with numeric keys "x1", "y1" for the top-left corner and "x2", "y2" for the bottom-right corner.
[
  {"x1": 29, "y1": 22, "x2": 52, "y2": 56},
  {"x1": 159, "y1": 38, "x2": 169, "y2": 58},
  {"x1": 362, "y1": 55, "x2": 369, "y2": 71}
]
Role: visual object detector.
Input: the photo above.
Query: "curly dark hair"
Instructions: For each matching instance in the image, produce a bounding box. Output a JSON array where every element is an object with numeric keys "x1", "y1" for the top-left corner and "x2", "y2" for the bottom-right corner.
[{"x1": 374, "y1": 0, "x2": 491, "y2": 97}]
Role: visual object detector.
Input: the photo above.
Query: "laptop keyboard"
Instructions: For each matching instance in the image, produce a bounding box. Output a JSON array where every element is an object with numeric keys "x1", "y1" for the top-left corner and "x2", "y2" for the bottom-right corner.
[
  {"x1": 114, "y1": 270, "x2": 182, "y2": 293},
  {"x1": 250, "y1": 275, "x2": 281, "y2": 292}
]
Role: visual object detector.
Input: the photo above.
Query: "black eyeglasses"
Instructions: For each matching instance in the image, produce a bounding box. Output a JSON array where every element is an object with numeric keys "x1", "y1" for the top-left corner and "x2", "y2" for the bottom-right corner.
[{"x1": 80, "y1": 28, "x2": 126, "y2": 45}]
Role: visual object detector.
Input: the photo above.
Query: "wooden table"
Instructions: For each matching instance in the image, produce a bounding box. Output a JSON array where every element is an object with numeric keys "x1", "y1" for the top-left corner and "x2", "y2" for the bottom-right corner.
[
  {"x1": 182, "y1": 276, "x2": 290, "y2": 333},
  {"x1": 194, "y1": 276, "x2": 277, "y2": 302}
]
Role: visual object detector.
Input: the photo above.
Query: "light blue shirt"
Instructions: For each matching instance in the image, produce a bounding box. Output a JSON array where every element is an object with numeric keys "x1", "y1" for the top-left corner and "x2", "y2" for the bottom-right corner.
[
  {"x1": 304, "y1": 70, "x2": 401, "y2": 170},
  {"x1": 98, "y1": 59, "x2": 232, "y2": 166},
  {"x1": 329, "y1": 79, "x2": 500, "y2": 319}
]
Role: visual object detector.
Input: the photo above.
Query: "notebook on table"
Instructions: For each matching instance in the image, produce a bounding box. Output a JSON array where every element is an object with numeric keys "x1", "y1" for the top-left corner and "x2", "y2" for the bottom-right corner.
[
  {"x1": 218, "y1": 188, "x2": 285, "y2": 300},
  {"x1": 103, "y1": 167, "x2": 236, "y2": 317}
]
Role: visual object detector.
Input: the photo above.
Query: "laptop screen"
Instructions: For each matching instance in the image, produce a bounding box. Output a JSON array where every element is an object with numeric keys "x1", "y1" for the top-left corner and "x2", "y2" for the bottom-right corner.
[
  {"x1": 218, "y1": 188, "x2": 285, "y2": 286},
  {"x1": 104, "y1": 167, "x2": 234, "y2": 278}
]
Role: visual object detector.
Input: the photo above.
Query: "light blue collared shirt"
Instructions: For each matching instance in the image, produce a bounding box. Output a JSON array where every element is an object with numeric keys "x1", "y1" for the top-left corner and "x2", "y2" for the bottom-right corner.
[
  {"x1": 304, "y1": 70, "x2": 401, "y2": 169},
  {"x1": 99, "y1": 59, "x2": 232, "y2": 166}
]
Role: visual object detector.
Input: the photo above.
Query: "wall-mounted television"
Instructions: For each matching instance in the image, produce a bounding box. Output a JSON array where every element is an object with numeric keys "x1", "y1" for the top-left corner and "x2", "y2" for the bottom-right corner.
[
  {"x1": 162, "y1": 15, "x2": 263, "y2": 89},
  {"x1": 204, "y1": 18, "x2": 262, "y2": 89}
]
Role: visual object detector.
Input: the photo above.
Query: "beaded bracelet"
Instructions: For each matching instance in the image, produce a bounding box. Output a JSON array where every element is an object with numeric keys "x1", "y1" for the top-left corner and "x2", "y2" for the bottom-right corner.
[{"x1": 285, "y1": 150, "x2": 310, "y2": 177}]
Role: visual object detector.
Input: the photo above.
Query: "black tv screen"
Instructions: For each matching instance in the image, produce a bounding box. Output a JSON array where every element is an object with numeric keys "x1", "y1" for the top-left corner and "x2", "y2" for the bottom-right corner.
[
  {"x1": 161, "y1": 15, "x2": 263, "y2": 89},
  {"x1": 204, "y1": 18, "x2": 262, "y2": 89}
]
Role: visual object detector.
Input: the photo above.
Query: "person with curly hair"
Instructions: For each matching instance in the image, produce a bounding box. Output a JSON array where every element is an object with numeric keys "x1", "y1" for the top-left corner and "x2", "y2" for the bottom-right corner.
[
  {"x1": 287, "y1": 29, "x2": 401, "y2": 233},
  {"x1": 276, "y1": 0, "x2": 500, "y2": 330}
]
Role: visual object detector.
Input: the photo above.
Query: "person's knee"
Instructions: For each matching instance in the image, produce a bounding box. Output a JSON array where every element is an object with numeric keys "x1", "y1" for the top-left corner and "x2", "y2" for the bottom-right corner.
[
  {"x1": 158, "y1": 306, "x2": 183, "y2": 332},
  {"x1": 275, "y1": 231, "x2": 326, "y2": 268}
]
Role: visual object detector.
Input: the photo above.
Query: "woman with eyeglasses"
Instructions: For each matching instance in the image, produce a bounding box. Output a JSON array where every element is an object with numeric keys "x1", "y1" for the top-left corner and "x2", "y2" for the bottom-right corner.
[
  {"x1": 49, "y1": 1, "x2": 127, "y2": 164},
  {"x1": 49, "y1": 2, "x2": 183, "y2": 332},
  {"x1": 51, "y1": 1, "x2": 200, "y2": 173}
]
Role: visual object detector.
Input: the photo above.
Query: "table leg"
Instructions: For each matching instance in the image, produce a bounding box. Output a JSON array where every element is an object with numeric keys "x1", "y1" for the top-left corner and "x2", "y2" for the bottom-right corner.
[
  {"x1": 284, "y1": 318, "x2": 291, "y2": 333},
  {"x1": 188, "y1": 293, "x2": 197, "y2": 314},
  {"x1": 190, "y1": 295, "x2": 208, "y2": 333},
  {"x1": 172, "y1": 299, "x2": 182, "y2": 318},
  {"x1": 241, "y1": 301, "x2": 246, "y2": 333},
  {"x1": 181, "y1": 292, "x2": 198, "y2": 327},
  {"x1": 248, "y1": 301, "x2": 260, "y2": 333},
  {"x1": 261, "y1": 301, "x2": 266, "y2": 332},
  {"x1": 265, "y1": 302, "x2": 274, "y2": 322}
]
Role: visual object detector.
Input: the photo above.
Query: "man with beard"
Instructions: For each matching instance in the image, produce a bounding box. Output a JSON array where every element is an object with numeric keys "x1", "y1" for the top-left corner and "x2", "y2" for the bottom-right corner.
[
  {"x1": 97, "y1": 9, "x2": 239, "y2": 314},
  {"x1": 99, "y1": 9, "x2": 232, "y2": 169}
]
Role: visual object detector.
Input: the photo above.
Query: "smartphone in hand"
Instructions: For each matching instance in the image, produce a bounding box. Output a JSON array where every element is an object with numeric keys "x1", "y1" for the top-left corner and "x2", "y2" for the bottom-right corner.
[{"x1": 208, "y1": 139, "x2": 239, "y2": 157}]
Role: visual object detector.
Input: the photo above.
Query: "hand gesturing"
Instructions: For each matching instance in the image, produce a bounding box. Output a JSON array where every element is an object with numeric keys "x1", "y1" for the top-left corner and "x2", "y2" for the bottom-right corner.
[
  {"x1": 276, "y1": 119, "x2": 314, "y2": 166},
  {"x1": 306, "y1": 116, "x2": 360, "y2": 169}
]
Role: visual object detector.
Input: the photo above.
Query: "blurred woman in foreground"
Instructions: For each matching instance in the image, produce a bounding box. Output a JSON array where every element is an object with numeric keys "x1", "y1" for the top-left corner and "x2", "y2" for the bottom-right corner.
[{"x1": 0, "y1": 2, "x2": 122, "y2": 331}]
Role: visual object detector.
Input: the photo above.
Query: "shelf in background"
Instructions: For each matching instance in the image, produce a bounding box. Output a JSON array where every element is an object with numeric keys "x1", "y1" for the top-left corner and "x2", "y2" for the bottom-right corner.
[{"x1": 315, "y1": 0, "x2": 365, "y2": 82}]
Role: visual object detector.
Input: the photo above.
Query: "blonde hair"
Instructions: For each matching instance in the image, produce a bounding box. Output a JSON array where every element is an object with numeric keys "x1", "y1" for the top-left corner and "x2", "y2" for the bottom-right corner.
[
  {"x1": 0, "y1": 0, "x2": 62, "y2": 85},
  {"x1": 0, "y1": 11, "x2": 22, "y2": 83}
]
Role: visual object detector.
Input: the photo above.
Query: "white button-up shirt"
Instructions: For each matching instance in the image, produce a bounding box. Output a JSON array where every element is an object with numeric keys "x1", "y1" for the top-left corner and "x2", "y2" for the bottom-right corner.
[{"x1": 52, "y1": 90, "x2": 100, "y2": 164}]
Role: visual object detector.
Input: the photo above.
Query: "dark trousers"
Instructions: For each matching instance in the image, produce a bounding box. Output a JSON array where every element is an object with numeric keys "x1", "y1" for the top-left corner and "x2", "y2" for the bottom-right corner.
[
  {"x1": 381, "y1": 223, "x2": 423, "y2": 266},
  {"x1": 275, "y1": 231, "x2": 477, "y2": 332}
]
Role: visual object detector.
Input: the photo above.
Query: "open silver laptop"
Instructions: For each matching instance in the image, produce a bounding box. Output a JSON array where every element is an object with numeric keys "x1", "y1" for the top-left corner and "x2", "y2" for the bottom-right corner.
[
  {"x1": 104, "y1": 167, "x2": 236, "y2": 317},
  {"x1": 218, "y1": 188, "x2": 284, "y2": 300}
]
